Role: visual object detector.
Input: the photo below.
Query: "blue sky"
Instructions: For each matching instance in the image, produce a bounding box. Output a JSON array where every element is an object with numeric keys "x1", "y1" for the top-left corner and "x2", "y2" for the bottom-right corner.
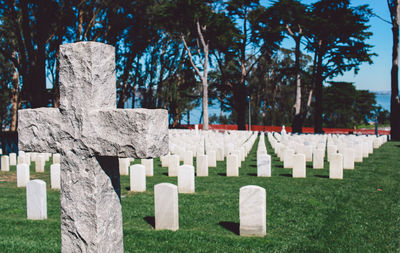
[{"x1": 262, "y1": 0, "x2": 392, "y2": 92}]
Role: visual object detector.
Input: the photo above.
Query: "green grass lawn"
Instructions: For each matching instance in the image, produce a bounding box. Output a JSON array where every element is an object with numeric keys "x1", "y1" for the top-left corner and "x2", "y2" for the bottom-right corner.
[{"x1": 0, "y1": 137, "x2": 399, "y2": 252}]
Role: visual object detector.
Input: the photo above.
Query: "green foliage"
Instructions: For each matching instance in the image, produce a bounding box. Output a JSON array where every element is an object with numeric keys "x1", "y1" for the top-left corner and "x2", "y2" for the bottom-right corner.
[
  {"x1": 1, "y1": 138, "x2": 400, "y2": 252},
  {"x1": 323, "y1": 82, "x2": 377, "y2": 128},
  {"x1": 376, "y1": 106, "x2": 390, "y2": 125},
  {"x1": 0, "y1": 0, "x2": 381, "y2": 129}
]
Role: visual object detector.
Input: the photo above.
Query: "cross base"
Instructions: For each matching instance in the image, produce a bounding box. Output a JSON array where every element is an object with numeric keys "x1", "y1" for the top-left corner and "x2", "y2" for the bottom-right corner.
[{"x1": 60, "y1": 153, "x2": 123, "y2": 253}]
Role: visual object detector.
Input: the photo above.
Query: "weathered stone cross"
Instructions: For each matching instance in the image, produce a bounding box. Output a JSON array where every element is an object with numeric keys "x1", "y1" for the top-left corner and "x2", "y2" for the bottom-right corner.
[{"x1": 18, "y1": 42, "x2": 168, "y2": 252}]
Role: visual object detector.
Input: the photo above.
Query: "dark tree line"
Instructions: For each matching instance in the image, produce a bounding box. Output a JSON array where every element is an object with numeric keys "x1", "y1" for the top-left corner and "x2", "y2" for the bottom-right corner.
[{"x1": 0, "y1": 0, "x2": 385, "y2": 133}]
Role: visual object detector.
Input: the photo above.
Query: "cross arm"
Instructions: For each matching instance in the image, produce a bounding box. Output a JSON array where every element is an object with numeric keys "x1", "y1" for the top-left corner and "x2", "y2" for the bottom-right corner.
[
  {"x1": 18, "y1": 108, "x2": 63, "y2": 153},
  {"x1": 84, "y1": 108, "x2": 169, "y2": 158}
]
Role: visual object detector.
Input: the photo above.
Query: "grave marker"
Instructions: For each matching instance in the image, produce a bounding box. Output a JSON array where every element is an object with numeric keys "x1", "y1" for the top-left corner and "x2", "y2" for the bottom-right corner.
[
  {"x1": 130, "y1": 164, "x2": 146, "y2": 192},
  {"x1": 50, "y1": 164, "x2": 61, "y2": 189},
  {"x1": 18, "y1": 42, "x2": 168, "y2": 252},
  {"x1": 257, "y1": 154, "x2": 271, "y2": 177},
  {"x1": 17, "y1": 164, "x2": 30, "y2": 187},
  {"x1": 141, "y1": 159, "x2": 154, "y2": 176},
  {"x1": 155, "y1": 183, "x2": 179, "y2": 231},
  {"x1": 168, "y1": 155, "x2": 179, "y2": 177},
  {"x1": 293, "y1": 154, "x2": 306, "y2": 178},
  {"x1": 1, "y1": 155, "x2": 9, "y2": 171},
  {"x1": 227, "y1": 154, "x2": 239, "y2": 176},
  {"x1": 240, "y1": 185, "x2": 266, "y2": 237},
  {"x1": 196, "y1": 155, "x2": 208, "y2": 177},
  {"x1": 329, "y1": 153, "x2": 343, "y2": 179},
  {"x1": 178, "y1": 165, "x2": 195, "y2": 193},
  {"x1": 9, "y1": 153, "x2": 16, "y2": 166},
  {"x1": 26, "y1": 179, "x2": 47, "y2": 220}
]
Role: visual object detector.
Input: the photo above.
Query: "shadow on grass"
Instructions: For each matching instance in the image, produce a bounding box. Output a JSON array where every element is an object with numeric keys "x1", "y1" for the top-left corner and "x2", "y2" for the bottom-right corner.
[
  {"x1": 162, "y1": 172, "x2": 168, "y2": 176},
  {"x1": 306, "y1": 164, "x2": 313, "y2": 168},
  {"x1": 314, "y1": 175, "x2": 329, "y2": 178},
  {"x1": 218, "y1": 173, "x2": 227, "y2": 176},
  {"x1": 125, "y1": 186, "x2": 130, "y2": 191},
  {"x1": 276, "y1": 164, "x2": 284, "y2": 168},
  {"x1": 249, "y1": 164, "x2": 257, "y2": 168},
  {"x1": 395, "y1": 144, "x2": 400, "y2": 148},
  {"x1": 248, "y1": 173, "x2": 257, "y2": 177},
  {"x1": 279, "y1": 173, "x2": 292, "y2": 177},
  {"x1": 144, "y1": 216, "x2": 155, "y2": 228},
  {"x1": 218, "y1": 221, "x2": 239, "y2": 235}
]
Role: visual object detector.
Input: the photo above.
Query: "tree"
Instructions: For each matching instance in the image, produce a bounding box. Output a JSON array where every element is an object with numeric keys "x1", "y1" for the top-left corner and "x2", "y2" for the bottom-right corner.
[
  {"x1": 306, "y1": 0, "x2": 375, "y2": 133},
  {"x1": 323, "y1": 82, "x2": 377, "y2": 128},
  {"x1": 388, "y1": 0, "x2": 400, "y2": 140},
  {"x1": 225, "y1": 0, "x2": 260, "y2": 130},
  {"x1": 268, "y1": 0, "x2": 309, "y2": 132},
  {"x1": 182, "y1": 21, "x2": 210, "y2": 130},
  {"x1": 0, "y1": 53, "x2": 12, "y2": 130}
]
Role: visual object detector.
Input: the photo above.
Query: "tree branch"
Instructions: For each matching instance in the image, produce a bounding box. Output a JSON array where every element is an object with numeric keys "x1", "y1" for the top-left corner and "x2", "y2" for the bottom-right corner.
[{"x1": 181, "y1": 35, "x2": 203, "y2": 79}]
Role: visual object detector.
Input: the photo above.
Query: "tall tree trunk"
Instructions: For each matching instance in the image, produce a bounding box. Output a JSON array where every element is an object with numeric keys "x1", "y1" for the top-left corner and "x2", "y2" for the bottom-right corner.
[
  {"x1": 235, "y1": 79, "x2": 247, "y2": 130},
  {"x1": 181, "y1": 21, "x2": 209, "y2": 130},
  {"x1": 314, "y1": 48, "x2": 324, "y2": 133},
  {"x1": 292, "y1": 37, "x2": 303, "y2": 133},
  {"x1": 202, "y1": 78, "x2": 209, "y2": 130},
  {"x1": 390, "y1": 0, "x2": 400, "y2": 140},
  {"x1": 30, "y1": 0, "x2": 47, "y2": 108},
  {"x1": 10, "y1": 52, "x2": 19, "y2": 131}
]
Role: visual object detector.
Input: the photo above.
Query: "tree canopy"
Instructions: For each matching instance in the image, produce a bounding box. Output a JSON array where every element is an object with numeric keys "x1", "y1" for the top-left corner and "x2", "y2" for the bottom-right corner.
[{"x1": 0, "y1": 0, "x2": 380, "y2": 131}]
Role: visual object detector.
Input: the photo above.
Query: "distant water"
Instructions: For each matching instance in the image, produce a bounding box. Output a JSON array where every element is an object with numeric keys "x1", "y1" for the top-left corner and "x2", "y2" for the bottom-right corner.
[
  {"x1": 182, "y1": 93, "x2": 392, "y2": 125},
  {"x1": 375, "y1": 93, "x2": 390, "y2": 111}
]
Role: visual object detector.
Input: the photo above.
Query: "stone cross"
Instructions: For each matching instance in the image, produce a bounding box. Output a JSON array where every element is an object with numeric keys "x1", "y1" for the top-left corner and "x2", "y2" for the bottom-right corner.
[{"x1": 18, "y1": 42, "x2": 168, "y2": 253}]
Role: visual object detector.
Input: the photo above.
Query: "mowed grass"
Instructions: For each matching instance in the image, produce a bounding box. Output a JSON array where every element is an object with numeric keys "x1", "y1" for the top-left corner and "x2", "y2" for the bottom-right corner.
[{"x1": 0, "y1": 137, "x2": 399, "y2": 252}]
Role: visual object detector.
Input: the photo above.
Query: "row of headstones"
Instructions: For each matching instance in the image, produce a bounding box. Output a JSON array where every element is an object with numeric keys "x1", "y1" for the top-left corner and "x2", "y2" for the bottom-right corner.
[
  {"x1": 1, "y1": 151, "x2": 61, "y2": 189},
  {"x1": 169, "y1": 129, "x2": 256, "y2": 162},
  {"x1": 155, "y1": 183, "x2": 267, "y2": 237},
  {"x1": 22, "y1": 178, "x2": 267, "y2": 237},
  {"x1": 265, "y1": 131, "x2": 387, "y2": 179},
  {"x1": 1, "y1": 151, "x2": 60, "y2": 170},
  {"x1": 161, "y1": 132, "x2": 258, "y2": 177},
  {"x1": 256, "y1": 133, "x2": 272, "y2": 177}
]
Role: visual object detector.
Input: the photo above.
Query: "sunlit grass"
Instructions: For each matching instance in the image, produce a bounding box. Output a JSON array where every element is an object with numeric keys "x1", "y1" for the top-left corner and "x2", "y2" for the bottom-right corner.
[{"x1": 0, "y1": 136, "x2": 399, "y2": 252}]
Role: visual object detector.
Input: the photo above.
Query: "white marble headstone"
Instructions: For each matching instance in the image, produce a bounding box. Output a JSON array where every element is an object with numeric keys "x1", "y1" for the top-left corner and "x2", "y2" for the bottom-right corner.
[
  {"x1": 196, "y1": 155, "x2": 208, "y2": 177},
  {"x1": 240, "y1": 185, "x2": 266, "y2": 237},
  {"x1": 155, "y1": 183, "x2": 179, "y2": 231},
  {"x1": 35, "y1": 154, "x2": 45, "y2": 173},
  {"x1": 53, "y1": 153, "x2": 61, "y2": 164},
  {"x1": 1, "y1": 155, "x2": 9, "y2": 171},
  {"x1": 226, "y1": 154, "x2": 239, "y2": 177},
  {"x1": 293, "y1": 154, "x2": 306, "y2": 178},
  {"x1": 329, "y1": 153, "x2": 343, "y2": 179},
  {"x1": 26, "y1": 179, "x2": 47, "y2": 220},
  {"x1": 130, "y1": 164, "x2": 146, "y2": 192},
  {"x1": 141, "y1": 159, "x2": 154, "y2": 177},
  {"x1": 9, "y1": 153, "x2": 17, "y2": 166},
  {"x1": 257, "y1": 154, "x2": 271, "y2": 177},
  {"x1": 168, "y1": 155, "x2": 180, "y2": 177},
  {"x1": 50, "y1": 164, "x2": 61, "y2": 189},
  {"x1": 118, "y1": 158, "x2": 130, "y2": 176},
  {"x1": 17, "y1": 164, "x2": 30, "y2": 187},
  {"x1": 178, "y1": 165, "x2": 195, "y2": 193}
]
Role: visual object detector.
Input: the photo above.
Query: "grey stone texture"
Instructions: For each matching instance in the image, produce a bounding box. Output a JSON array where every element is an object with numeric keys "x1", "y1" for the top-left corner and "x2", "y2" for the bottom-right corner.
[{"x1": 18, "y1": 42, "x2": 169, "y2": 253}]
